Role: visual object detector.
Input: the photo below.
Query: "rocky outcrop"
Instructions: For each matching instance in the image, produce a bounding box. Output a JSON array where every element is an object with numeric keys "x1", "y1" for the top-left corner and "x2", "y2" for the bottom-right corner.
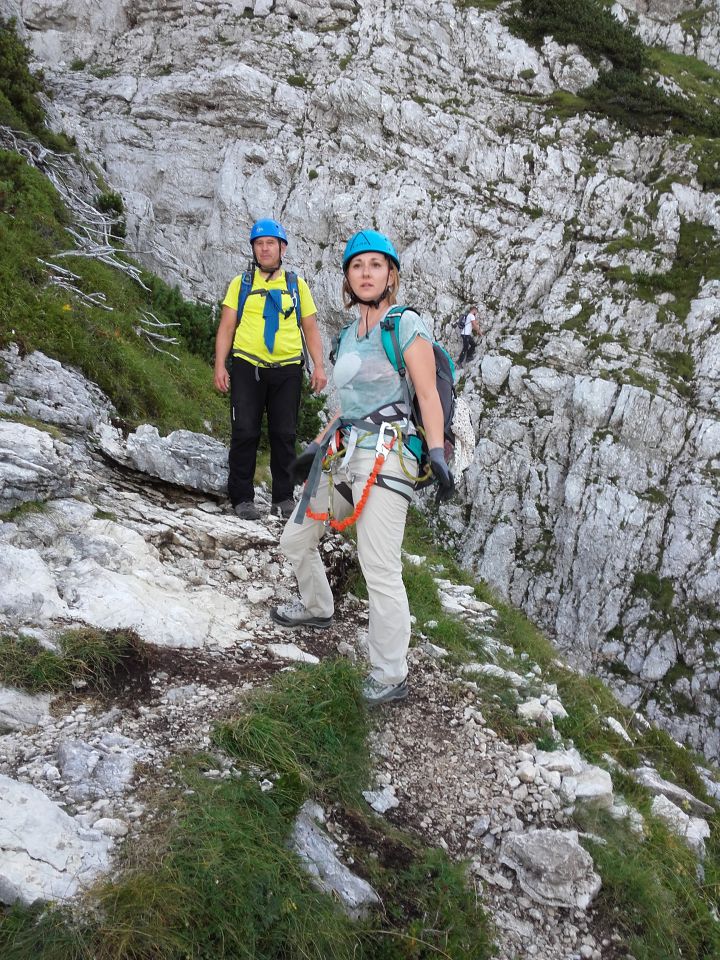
[
  {"x1": 614, "y1": 1, "x2": 720, "y2": 69},
  {"x1": 5, "y1": 0, "x2": 720, "y2": 757},
  {"x1": 0, "y1": 352, "x2": 717, "y2": 960}
]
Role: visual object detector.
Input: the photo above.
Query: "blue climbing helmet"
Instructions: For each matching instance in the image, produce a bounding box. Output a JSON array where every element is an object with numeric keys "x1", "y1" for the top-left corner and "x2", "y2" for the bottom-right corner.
[
  {"x1": 250, "y1": 218, "x2": 288, "y2": 245},
  {"x1": 342, "y1": 230, "x2": 400, "y2": 271}
]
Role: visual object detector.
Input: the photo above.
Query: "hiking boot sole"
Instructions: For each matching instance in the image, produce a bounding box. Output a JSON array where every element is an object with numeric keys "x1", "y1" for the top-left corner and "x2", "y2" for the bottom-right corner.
[{"x1": 269, "y1": 609, "x2": 333, "y2": 630}]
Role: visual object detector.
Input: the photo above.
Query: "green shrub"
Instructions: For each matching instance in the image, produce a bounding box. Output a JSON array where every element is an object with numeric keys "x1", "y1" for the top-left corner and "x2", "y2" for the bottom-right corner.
[
  {"x1": 96, "y1": 190, "x2": 124, "y2": 216},
  {"x1": 0, "y1": 18, "x2": 46, "y2": 136},
  {"x1": 509, "y1": 1, "x2": 720, "y2": 138},
  {"x1": 509, "y1": 0, "x2": 645, "y2": 71},
  {"x1": 145, "y1": 275, "x2": 217, "y2": 364},
  {"x1": 632, "y1": 572, "x2": 675, "y2": 614},
  {"x1": 584, "y1": 68, "x2": 720, "y2": 138}
]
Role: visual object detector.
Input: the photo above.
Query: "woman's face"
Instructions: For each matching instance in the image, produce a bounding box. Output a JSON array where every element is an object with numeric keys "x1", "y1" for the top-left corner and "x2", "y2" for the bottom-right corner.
[{"x1": 347, "y1": 252, "x2": 390, "y2": 301}]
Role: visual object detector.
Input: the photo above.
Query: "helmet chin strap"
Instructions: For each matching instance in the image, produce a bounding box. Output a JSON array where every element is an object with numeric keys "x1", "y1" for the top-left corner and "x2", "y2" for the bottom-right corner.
[{"x1": 348, "y1": 285, "x2": 391, "y2": 309}]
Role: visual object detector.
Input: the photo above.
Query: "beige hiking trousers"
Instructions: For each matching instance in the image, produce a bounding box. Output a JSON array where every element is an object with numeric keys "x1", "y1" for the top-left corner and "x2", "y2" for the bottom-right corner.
[{"x1": 280, "y1": 447, "x2": 417, "y2": 686}]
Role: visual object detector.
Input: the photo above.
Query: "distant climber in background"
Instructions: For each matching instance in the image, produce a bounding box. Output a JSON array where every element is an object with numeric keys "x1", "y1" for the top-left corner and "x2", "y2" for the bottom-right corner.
[
  {"x1": 213, "y1": 219, "x2": 327, "y2": 520},
  {"x1": 457, "y1": 305, "x2": 480, "y2": 364},
  {"x1": 270, "y1": 229, "x2": 454, "y2": 707}
]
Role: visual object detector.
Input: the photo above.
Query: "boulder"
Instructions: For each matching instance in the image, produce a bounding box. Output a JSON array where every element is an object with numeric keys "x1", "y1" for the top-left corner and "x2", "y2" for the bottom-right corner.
[
  {"x1": 0, "y1": 774, "x2": 112, "y2": 906},
  {"x1": 499, "y1": 829, "x2": 601, "y2": 909},
  {"x1": 0, "y1": 687, "x2": 52, "y2": 734}
]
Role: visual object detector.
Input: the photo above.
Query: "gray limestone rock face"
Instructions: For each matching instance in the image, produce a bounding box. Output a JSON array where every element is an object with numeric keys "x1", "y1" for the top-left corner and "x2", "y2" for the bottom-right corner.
[
  {"x1": 0, "y1": 544, "x2": 69, "y2": 626},
  {"x1": 0, "y1": 421, "x2": 72, "y2": 512},
  {"x1": 4, "y1": 0, "x2": 720, "y2": 764},
  {"x1": 499, "y1": 829, "x2": 602, "y2": 910},
  {"x1": 0, "y1": 345, "x2": 115, "y2": 432},
  {"x1": 0, "y1": 774, "x2": 112, "y2": 906},
  {"x1": 630, "y1": 765, "x2": 715, "y2": 817}
]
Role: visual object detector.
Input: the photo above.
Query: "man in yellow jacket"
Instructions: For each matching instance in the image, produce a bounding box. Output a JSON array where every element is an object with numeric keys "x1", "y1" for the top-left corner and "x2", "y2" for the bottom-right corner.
[{"x1": 214, "y1": 219, "x2": 327, "y2": 520}]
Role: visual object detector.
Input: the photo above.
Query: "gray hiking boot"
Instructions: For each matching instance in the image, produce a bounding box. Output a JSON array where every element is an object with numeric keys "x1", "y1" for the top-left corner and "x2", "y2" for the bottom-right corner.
[
  {"x1": 362, "y1": 675, "x2": 409, "y2": 706},
  {"x1": 271, "y1": 499, "x2": 296, "y2": 519},
  {"x1": 234, "y1": 501, "x2": 261, "y2": 520},
  {"x1": 270, "y1": 599, "x2": 333, "y2": 630}
]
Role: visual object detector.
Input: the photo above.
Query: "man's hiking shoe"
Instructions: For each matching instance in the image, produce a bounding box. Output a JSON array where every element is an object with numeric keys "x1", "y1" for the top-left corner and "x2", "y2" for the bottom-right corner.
[
  {"x1": 234, "y1": 501, "x2": 261, "y2": 521},
  {"x1": 272, "y1": 499, "x2": 296, "y2": 519},
  {"x1": 362, "y1": 676, "x2": 408, "y2": 706},
  {"x1": 270, "y1": 599, "x2": 332, "y2": 630}
]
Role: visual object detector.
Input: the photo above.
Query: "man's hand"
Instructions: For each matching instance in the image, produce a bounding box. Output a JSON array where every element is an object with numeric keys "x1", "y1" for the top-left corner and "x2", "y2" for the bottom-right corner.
[
  {"x1": 290, "y1": 441, "x2": 320, "y2": 484},
  {"x1": 214, "y1": 365, "x2": 230, "y2": 392},
  {"x1": 310, "y1": 365, "x2": 328, "y2": 393},
  {"x1": 428, "y1": 447, "x2": 455, "y2": 504}
]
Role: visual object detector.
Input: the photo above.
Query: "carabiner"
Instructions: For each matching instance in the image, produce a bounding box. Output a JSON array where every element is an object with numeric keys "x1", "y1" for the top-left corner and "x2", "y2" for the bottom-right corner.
[{"x1": 375, "y1": 422, "x2": 396, "y2": 460}]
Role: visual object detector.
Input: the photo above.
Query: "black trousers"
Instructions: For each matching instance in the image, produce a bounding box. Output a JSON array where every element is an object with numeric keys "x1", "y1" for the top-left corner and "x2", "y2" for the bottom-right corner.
[
  {"x1": 458, "y1": 335, "x2": 476, "y2": 364},
  {"x1": 228, "y1": 358, "x2": 303, "y2": 506}
]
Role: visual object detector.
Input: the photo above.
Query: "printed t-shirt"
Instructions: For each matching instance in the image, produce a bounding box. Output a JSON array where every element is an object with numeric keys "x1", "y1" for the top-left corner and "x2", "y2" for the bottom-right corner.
[
  {"x1": 223, "y1": 270, "x2": 317, "y2": 366},
  {"x1": 333, "y1": 307, "x2": 432, "y2": 449}
]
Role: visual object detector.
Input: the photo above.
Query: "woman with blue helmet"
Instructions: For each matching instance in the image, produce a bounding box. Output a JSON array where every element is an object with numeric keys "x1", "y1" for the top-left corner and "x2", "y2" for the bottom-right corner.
[{"x1": 271, "y1": 229, "x2": 453, "y2": 706}]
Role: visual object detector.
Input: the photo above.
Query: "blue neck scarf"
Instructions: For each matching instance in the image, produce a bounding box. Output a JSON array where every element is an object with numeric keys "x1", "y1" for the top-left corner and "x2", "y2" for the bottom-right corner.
[{"x1": 263, "y1": 289, "x2": 285, "y2": 353}]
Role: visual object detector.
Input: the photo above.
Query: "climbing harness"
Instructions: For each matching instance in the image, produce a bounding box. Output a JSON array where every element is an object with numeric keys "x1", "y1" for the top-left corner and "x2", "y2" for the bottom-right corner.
[{"x1": 305, "y1": 423, "x2": 399, "y2": 531}]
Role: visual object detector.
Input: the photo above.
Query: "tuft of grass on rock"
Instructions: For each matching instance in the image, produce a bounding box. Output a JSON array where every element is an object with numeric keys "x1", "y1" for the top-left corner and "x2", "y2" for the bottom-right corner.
[{"x1": 0, "y1": 628, "x2": 146, "y2": 694}]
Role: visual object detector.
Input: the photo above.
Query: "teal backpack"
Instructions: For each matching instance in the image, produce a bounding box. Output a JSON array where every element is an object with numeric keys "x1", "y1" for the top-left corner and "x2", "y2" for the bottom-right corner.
[{"x1": 332, "y1": 305, "x2": 456, "y2": 488}]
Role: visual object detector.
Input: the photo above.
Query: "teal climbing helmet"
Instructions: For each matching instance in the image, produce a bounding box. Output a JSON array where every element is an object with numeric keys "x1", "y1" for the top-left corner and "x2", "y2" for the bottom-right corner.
[
  {"x1": 342, "y1": 230, "x2": 400, "y2": 271},
  {"x1": 250, "y1": 218, "x2": 288, "y2": 244}
]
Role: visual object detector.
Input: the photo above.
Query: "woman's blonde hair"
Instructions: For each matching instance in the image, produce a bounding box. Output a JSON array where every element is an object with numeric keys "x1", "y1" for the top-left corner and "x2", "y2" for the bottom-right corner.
[{"x1": 342, "y1": 263, "x2": 400, "y2": 310}]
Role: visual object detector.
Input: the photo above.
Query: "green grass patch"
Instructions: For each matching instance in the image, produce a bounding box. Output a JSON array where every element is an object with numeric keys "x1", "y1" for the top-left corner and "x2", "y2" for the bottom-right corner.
[
  {"x1": 214, "y1": 659, "x2": 370, "y2": 804},
  {"x1": 633, "y1": 571, "x2": 675, "y2": 615},
  {"x1": 0, "y1": 411, "x2": 64, "y2": 438},
  {"x1": 473, "y1": 580, "x2": 557, "y2": 669},
  {"x1": 689, "y1": 136, "x2": 720, "y2": 190},
  {"x1": 577, "y1": 809, "x2": 720, "y2": 960},
  {"x1": 0, "y1": 627, "x2": 146, "y2": 694},
  {"x1": 456, "y1": 0, "x2": 504, "y2": 9},
  {"x1": 604, "y1": 220, "x2": 720, "y2": 328},
  {"x1": 620, "y1": 367, "x2": 659, "y2": 393},
  {"x1": 1, "y1": 660, "x2": 493, "y2": 959},
  {"x1": 0, "y1": 498, "x2": 47, "y2": 521},
  {"x1": 0, "y1": 149, "x2": 231, "y2": 437}
]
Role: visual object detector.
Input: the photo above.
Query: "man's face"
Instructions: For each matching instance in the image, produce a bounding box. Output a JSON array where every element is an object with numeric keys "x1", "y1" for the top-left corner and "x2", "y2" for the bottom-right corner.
[{"x1": 253, "y1": 236, "x2": 285, "y2": 270}]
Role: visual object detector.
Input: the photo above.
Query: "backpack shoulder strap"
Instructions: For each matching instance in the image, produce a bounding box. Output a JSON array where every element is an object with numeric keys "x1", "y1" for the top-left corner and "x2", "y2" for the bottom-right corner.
[
  {"x1": 380, "y1": 305, "x2": 414, "y2": 417},
  {"x1": 285, "y1": 270, "x2": 302, "y2": 327},
  {"x1": 380, "y1": 305, "x2": 411, "y2": 377},
  {"x1": 236, "y1": 267, "x2": 254, "y2": 322}
]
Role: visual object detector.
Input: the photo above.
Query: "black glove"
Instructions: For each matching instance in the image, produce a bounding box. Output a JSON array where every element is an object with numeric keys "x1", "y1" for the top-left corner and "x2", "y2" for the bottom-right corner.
[
  {"x1": 290, "y1": 441, "x2": 320, "y2": 485},
  {"x1": 428, "y1": 447, "x2": 455, "y2": 504}
]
